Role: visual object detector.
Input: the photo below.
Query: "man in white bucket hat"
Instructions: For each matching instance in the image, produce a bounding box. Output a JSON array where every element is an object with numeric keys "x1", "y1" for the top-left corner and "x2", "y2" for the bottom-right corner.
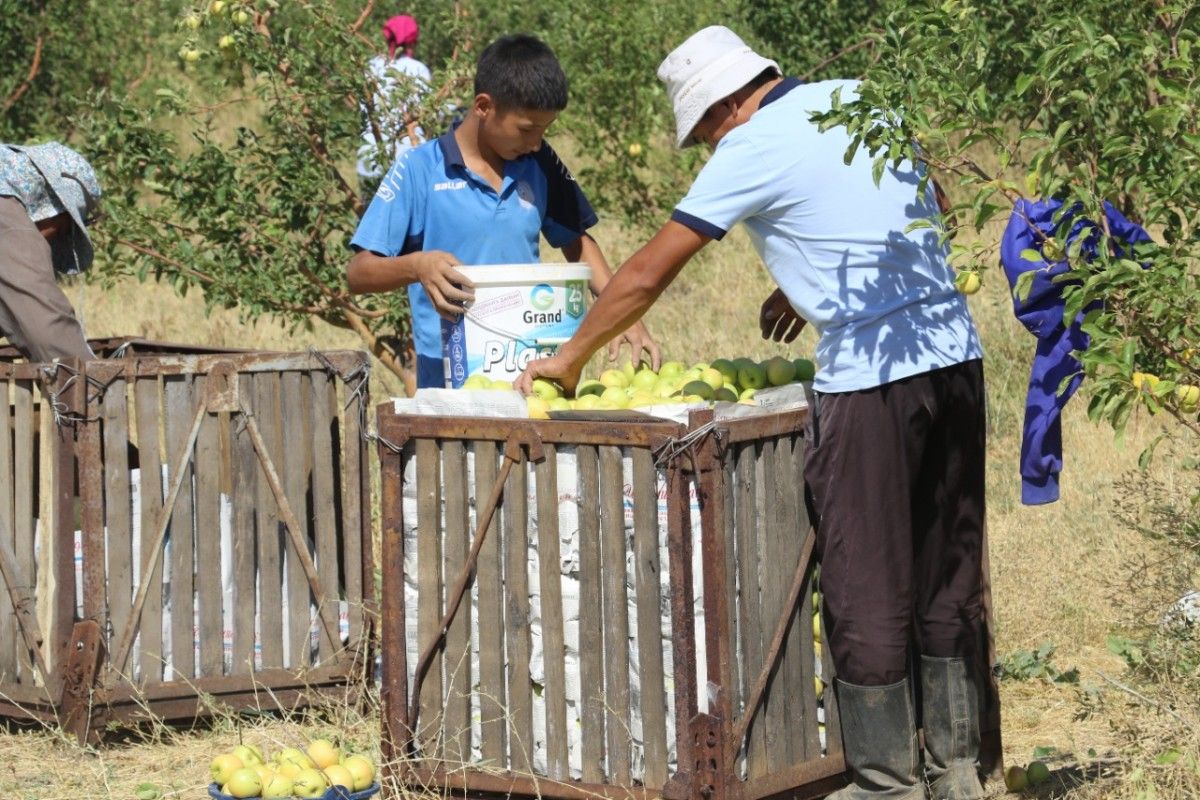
[
  {"x1": 519, "y1": 25, "x2": 990, "y2": 800},
  {"x1": 1, "y1": 141, "x2": 101, "y2": 362}
]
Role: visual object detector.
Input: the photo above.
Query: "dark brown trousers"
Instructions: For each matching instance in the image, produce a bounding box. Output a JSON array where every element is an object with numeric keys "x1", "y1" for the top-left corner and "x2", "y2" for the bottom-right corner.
[{"x1": 804, "y1": 359, "x2": 986, "y2": 686}]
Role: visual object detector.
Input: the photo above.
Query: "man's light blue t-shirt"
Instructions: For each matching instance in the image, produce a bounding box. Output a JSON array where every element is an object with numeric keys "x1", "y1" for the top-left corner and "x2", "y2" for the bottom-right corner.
[
  {"x1": 672, "y1": 78, "x2": 982, "y2": 393},
  {"x1": 350, "y1": 130, "x2": 598, "y2": 379}
]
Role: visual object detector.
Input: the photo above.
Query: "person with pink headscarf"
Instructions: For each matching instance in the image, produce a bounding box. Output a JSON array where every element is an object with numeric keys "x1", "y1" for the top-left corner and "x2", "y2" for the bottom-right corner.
[{"x1": 357, "y1": 14, "x2": 433, "y2": 196}]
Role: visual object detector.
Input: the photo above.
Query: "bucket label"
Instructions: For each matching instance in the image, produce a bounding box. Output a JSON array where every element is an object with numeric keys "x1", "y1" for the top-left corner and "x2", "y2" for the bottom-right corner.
[
  {"x1": 566, "y1": 279, "x2": 586, "y2": 319},
  {"x1": 440, "y1": 266, "x2": 591, "y2": 387}
]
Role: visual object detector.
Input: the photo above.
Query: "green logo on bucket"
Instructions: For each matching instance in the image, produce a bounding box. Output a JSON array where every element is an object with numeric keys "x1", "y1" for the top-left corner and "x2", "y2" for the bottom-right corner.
[
  {"x1": 530, "y1": 283, "x2": 555, "y2": 311},
  {"x1": 565, "y1": 280, "x2": 585, "y2": 319}
]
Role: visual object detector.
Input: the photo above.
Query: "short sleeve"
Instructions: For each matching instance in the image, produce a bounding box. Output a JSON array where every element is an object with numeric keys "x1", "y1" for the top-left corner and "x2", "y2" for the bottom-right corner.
[
  {"x1": 350, "y1": 149, "x2": 424, "y2": 255},
  {"x1": 672, "y1": 134, "x2": 776, "y2": 241},
  {"x1": 534, "y1": 143, "x2": 598, "y2": 248}
]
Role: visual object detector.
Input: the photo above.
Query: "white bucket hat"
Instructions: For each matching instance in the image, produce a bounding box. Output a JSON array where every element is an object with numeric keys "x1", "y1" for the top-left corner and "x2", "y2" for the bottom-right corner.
[{"x1": 657, "y1": 26, "x2": 779, "y2": 148}]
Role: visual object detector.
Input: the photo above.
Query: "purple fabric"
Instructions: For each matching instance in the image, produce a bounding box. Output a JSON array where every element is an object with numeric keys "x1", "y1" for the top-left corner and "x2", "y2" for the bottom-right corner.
[{"x1": 999, "y1": 198, "x2": 1151, "y2": 504}]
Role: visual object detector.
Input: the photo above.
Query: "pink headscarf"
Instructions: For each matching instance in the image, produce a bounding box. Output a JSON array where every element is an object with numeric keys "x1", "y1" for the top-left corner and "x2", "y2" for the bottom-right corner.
[{"x1": 383, "y1": 15, "x2": 420, "y2": 59}]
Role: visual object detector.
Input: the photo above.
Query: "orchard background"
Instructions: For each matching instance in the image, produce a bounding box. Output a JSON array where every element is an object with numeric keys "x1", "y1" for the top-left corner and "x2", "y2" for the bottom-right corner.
[{"x1": 2, "y1": 1, "x2": 1198, "y2": 797}]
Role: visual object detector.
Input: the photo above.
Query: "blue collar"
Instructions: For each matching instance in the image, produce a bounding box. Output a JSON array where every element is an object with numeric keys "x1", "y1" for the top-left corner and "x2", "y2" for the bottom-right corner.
[
  {"x1": 437, "y1": 129, "x2": 466, "y2": 169},
  {"x1": 760, "y1": 77, "x2": 802, "y2": 108}
]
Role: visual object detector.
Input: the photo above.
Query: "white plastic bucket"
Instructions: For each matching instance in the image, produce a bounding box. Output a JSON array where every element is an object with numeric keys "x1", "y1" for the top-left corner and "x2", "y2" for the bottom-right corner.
[{"x1": 440, "y1": 263, "x2": 591, "y2": 387}]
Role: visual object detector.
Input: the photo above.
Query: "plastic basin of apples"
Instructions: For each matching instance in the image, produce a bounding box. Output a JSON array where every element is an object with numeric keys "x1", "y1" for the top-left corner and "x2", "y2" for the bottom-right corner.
[{"x1": 207, "y1": 782, "x2": 380, "y2": 800}]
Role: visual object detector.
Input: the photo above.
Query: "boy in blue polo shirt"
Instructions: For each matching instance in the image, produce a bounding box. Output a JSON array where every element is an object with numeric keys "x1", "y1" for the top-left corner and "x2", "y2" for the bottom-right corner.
[{"x1": 347, "y1": 33, "x2": 658, "y2": 389}]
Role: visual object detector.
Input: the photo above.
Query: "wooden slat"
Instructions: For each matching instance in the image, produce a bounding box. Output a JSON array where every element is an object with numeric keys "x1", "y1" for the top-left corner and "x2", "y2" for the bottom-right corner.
[
  {"x1": 534, "y1": 445, "x2": 569, "y2": 780},
  {"x1": 736, "y1": 442, "x2": 767, "y2": 778},
  {"x1": 252, "y1": 374, "x2": 284, "y2": 668},
  {"x1": 13, "y1": 380, "x2": 35, "y2": 682},
  {"x1": 103, "y1": 378, "x2": 134, "y2": 679},
  {"x1": 790, "y1": 435, "x2": 820, "y2": 760},
  {"x1": 474, "y1": 440, "x2": 507, "y2": 764},
  {"x1": 135, "y1": 377, "x2": 165, "y2": 684},
  {"x1": 0, "y1": 378, "x2": 16, "y2": 681},
  {"x1": 503, "y1": 448, "x2": 533, "y2": 775},
  {"x1": 35, "y1": 381, "x2": 56, "y2": 677},
  {"x1": 414, "y1": 438, "x2": 443, "y2": 756},
  {"x1": 599, "y1": 445, "x2": 631, "y2": 784},
  {"x1": 757, "y1": 438, "x2": 786, "y2": 772},
  {"x1": 339, "y1": 379, "x2": 364, "y2": 648},
  {"x1": 632, "y1": 449, "x2": 667, "y2": 788},
  {"x1": 280, "y1": 371, "x2": 312, "y2": 668},
  {"x1": 576, "y1": 445, "x2": 605, "y2": 783},
  {"x1": 163, "y1": 375, "x2": 196, "y2": 680},
  {"x1": 309, "y1": 371, "x2": 340, "y2": 665},
  {"x1": 441, "y1": 440, "x2": 471, "y2": 764},
  {"x1": 776, "y1": 435, "x2": 806, "y2": 765},
  {"x1": 193, "y1": 376, "x2": 223, "y2": 677},
  {"x1": 231, "y1": 382, "x2": 258, "y2": 676}
]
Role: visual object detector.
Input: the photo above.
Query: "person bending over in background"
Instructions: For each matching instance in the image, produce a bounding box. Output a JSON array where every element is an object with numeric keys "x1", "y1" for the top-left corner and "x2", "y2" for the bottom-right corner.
[
  {"x1": 0, "y1": 142, "x2": 102, "y2": 363},
  {"x1": 347, "y1": 33, "x2": 659, "y2": 389},
  {"x1": 518, "y1": 25, "x2": 988, "y2": 800}
]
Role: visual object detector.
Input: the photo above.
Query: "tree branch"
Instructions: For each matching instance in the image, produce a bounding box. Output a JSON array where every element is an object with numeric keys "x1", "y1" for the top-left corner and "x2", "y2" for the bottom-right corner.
[
  {"x1": 800, "y1": 37, "x2": 877, "y2": 83},
  {"x1": 2, "y1": 35, "x2": 44, "y2": 113}
]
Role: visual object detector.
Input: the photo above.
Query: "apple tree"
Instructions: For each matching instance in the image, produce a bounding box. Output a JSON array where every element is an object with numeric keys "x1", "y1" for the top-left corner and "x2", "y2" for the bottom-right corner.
[{"x1": 810, "y1": 0, "x2": 1200, "y2": 444}]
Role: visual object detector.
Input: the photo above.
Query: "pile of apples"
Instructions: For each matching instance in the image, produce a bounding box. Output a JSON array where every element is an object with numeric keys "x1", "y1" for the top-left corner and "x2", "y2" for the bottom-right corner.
[
  {"x1": 209, "y1": 739, "x2": 376, "y2": 798},
  {"x1": 462, "y1": 356, "x2": 816, "y2": 418}
]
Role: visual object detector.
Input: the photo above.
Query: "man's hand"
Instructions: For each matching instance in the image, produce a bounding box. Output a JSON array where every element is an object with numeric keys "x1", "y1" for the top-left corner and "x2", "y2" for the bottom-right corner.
[
  {"x1": 515, "y1": 352, "x2": 584, "y2": 398},
  {"x1": 759, "y1": 288, "x2": 807, "y2": 343},
  {"x1": 606, "y1": 320, "x2": 662, "y2": 370},
  {"x1": 415, "y1": 251, "x2": 474, "y2": 319}
]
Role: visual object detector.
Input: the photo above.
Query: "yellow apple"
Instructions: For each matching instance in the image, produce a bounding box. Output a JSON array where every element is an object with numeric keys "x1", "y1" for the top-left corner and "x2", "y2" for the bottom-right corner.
[
  {"x1": 548, "y1": 397, "x2": 571, "y2": 411},
  {"x1": 1174, "y1": 383, "x2": 1199, "y2": 412},
  {"x1": 218, "y1": 34, "x2": 236, "y2": 49},
  {"x1": 306, "y1": 738, "x2": 341, "y2": 770},
  {"x1": 210, "y1": 754, "x2": 244, "y2": 786},
  {"x1": 600, "y1": 386, "x2": 630, "y2": 408},
  {"x1": 954, "y1": 271, "x2": 982, "y2": 295},
  {"x1": 324, "y1": 763, "x2": 355, "y2": 789},
  {"x1": 233, "y1": 8, "x2": 251, "y2": 24},
  {"x1": 627, "y1": 142, "x2": 643, "y2": 157},
  {"x1": 598, "y1": 368, "x2": 629, "y2": 389},
  {"x1": 276, "y1": 747, "x2": 315, "y2": 771},
  {"x1": 224, "y1": 767, "x2": 262, "y2": 799},
  {"x1": 700, "y1": 367, "x2": 725, "y2": 392},
  {"x1": 526, "y1": 395, "x2": 551, "y2": 419},
  {"x1": 462, "y1": 373, "x2": 491, "y2": 390},
  {"x1": 342, "y1": 755, "x2": 376, "y2": 791},
  {"x1": 183, "y1": 13, "x2": 201, "y2": 29},
  {"x1": 232, "y1": 744, "x2": 264, "y2": 766},
  {"x1": 658, "y1": 361, "x2": 686, "y2": 381},
  {"x1": 292, "y1": 767, "x2": 328, "y2": 798},
  {"x1": 631, "y1": 368, "x2": 659, "y2": 391},
  {"x1": 262, "y1": 773, "x2": 294, "y2": 799},
  {"x1": 209, "y1": 0, "x2": 227, "y2": 13},
  {"x1": 275, "y1": 761, "x2": 302, "y2": 780},
  {"x1": 531, "y1": 378, "x2": 562, "y2": 400}
]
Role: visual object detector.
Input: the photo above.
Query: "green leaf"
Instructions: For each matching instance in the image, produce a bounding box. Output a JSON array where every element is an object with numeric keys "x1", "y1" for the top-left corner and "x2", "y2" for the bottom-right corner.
[
  {"x1": 1155, "y1": 749, "x2": 1182, "y2": 766},
  {"x1": 1013, "y1": 271, "x2": 1036, "y2": 304},
  {"x1": 1020, "y1": 248, "x2": 1044, "y2": 263}
]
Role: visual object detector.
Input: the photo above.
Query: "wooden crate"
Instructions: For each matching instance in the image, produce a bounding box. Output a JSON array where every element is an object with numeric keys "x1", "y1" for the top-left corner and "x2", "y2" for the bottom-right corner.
[
  {"x1": 0, "y1": 348, "x2": 375, "y2": 740},
  {"x1": 377, "y1": 405, "x2": 853, "y2": 800},
  {"x1": 377, "y1": 403, "x2": 1002, "y2": 800}
]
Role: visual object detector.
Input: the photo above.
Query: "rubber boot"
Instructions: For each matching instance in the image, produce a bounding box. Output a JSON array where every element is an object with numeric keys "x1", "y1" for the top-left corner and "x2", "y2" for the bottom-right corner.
[
  {"x1": 828, "y1": 678, "x2": 927, "y2": 799},
  {"x1": 919, "y1": 656, "x2": 986, "y2": 800}
]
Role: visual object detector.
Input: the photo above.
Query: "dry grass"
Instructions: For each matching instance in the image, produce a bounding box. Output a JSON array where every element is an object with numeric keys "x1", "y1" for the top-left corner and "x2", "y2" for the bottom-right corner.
[{"x1": 2, "y1": 211, "x2": 1195, "y2": 798}]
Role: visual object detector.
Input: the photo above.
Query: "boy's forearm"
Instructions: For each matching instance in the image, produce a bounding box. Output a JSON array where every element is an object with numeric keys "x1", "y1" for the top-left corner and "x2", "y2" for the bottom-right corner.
[
  {"x1": 563, "y1": 234, "x2": 615, "y2": 297},
  {"x1": 346, "y1": 249, "x2": 421, "y2": 294}
]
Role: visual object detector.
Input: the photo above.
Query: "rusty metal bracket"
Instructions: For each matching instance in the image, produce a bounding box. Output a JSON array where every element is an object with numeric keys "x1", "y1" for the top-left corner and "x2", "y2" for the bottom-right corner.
[
  {"x1": 204, "y1": 361, "x2": 239, "y2": 412},
  {"x1": 60, "y1": 620, "x2": 104, "y2": 744},
  {"x1": 690, "y1": 711, "x2": 726, "y2": 800}
]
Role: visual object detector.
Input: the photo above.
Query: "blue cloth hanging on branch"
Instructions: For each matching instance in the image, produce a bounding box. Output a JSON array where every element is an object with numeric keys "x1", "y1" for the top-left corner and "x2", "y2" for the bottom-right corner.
[{"x1": 999, "y1": 198, "x2": 1151, "y2": 505}]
